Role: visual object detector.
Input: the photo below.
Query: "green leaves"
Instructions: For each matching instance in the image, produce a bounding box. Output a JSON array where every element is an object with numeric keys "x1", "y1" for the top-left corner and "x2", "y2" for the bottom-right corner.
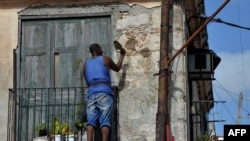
[
  {"x1": 35, "y1": 123, "x2": 47, "y2": 136},
  {"x1": 51, "y1": 118, "x2": 60, "y2": 135}
]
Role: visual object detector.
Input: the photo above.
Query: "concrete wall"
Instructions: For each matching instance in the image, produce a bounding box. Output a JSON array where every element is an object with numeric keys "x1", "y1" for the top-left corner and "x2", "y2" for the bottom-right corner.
[
  {"x1": 169, "y1": 4, "x2": 188, "y2": 141},
  {"x1": 0, "y1": 2, "x2": 188, "y2": 141},
  {"x1": 114, "y1": 5, "x2": 161, "y2": 141}
]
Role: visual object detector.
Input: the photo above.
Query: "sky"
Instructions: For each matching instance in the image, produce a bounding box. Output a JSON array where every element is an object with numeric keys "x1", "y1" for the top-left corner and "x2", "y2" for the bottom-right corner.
[{"x1": 205, "y1": 0, "x2": 250, "y2": 136}]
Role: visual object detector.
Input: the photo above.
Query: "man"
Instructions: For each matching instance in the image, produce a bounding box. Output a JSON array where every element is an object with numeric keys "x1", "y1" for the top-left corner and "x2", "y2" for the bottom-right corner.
[{"x1": 83, "y1": 42, "x2": 126, "y2": 141}]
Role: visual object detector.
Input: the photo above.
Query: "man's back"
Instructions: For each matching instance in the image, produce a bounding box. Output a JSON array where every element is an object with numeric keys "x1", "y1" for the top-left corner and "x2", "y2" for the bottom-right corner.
[{"x1": 85, "y1": 56, "x2": 113, "y2": 97}]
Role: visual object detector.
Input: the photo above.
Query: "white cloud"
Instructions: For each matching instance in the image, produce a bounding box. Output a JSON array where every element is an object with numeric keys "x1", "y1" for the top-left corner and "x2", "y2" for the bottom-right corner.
[{"x1": 214, "y1": 50, "x2": 250, "y2": 95}]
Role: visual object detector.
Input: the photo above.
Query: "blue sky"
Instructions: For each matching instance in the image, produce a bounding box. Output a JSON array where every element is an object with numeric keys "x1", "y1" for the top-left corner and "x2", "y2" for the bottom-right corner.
[{"x1": 205, "y1": 0, "x2": 250, "y2": 136}]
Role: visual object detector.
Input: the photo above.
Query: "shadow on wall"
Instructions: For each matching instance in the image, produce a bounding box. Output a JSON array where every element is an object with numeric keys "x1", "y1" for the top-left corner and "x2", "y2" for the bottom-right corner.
[{"x1": 117, "y1": 64, "x2": 129, "y2": 91}]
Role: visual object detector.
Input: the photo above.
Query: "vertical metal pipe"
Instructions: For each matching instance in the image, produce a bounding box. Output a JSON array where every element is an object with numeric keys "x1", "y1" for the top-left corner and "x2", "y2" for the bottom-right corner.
[{"x1": 156, "y1": 0, "x2": 170, "y2": 141}]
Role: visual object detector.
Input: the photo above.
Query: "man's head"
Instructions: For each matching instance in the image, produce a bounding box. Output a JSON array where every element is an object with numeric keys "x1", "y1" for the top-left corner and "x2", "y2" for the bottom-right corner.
[{"x1": 89, "y1": 43, "x2": 103, "y2": 56}]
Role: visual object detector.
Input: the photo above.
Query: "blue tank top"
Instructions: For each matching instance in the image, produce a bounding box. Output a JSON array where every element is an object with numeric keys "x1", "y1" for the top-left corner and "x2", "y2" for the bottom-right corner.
[{"x1": 85, "y1": 56, "x2": 113, "y2": 97}]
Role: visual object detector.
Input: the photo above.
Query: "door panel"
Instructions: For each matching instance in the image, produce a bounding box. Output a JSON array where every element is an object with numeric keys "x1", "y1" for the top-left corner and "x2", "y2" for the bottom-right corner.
[
  {"x1": 19, "y1": 16, "x2": 112, "y2": 88},
  {"x1": 24, "y1": 55, "x2": 47, "y2": 88},
  {"x1": 54, "y1": 19, "x2": 81, "y2": 48},
  {"x1": 23, "y1": 21, "x2": 48, "y2": 49},
  {"x1": 52, "y1": 19, "x2": 82, "y2": 87},
  {"x1": 20, "y1": 21, "x2": 50, "y2": 88},
  {"x1": 57, "y1": 52, "x2": 78, "y2": 87},
  {"x1": 81, "y1": 17, "x2": 112, "y2": 56}
]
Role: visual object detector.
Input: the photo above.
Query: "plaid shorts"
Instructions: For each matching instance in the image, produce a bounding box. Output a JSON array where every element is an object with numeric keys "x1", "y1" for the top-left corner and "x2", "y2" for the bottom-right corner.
[{"x1": 86, "y1": 92, "x2": 113, "y2": 128}]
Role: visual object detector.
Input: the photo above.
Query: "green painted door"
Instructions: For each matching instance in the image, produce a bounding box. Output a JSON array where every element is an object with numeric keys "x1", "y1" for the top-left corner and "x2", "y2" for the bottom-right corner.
[
  {"x1": 19, "y1": 16, "x2": 112, "y2": 88},
  {"x1": 17, "y1": 16, "x2": 112, "y2": 141}
]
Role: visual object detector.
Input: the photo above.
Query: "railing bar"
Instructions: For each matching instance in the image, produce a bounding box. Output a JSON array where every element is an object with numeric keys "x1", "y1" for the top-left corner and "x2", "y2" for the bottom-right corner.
[
  {"x1": 67, "y1": 87, "x2": 70, "y2": 140},
  {"x1": 33, "y1": 88, "x2": 36, "y2": 138},
  {"x1": 25, "y1": 88, "x2": 29, "y2": 141},
  {"x1": 14, "y1": 89, "x2": 16, "y2": 141},
  {"x1": 14, "y1": 89, "x2": 17, "y2": 141},
  {"x1": 60, "y1": 87, "x2": 62, "y2": 130},
  {"x1": 73, "y1": 87, "x2": 76, "y2": 137},
  {"x1": 17, "y1": 89, "x2": 21, "y2": 141},
  {"x1": 41, "y1": 88, "x2": 43, "y2": 133},
  {"x1": 8, "y1": 87, "x2": 97, "y2": 141},
  {"x1": 46, "y1": 88, "x2": 50, "y2": 139},
  {"x1": 7, "y1": 90, "x2": 13, "y2": 141},
  {"x1": 49, "y1": 87, "x2": 54, "y2": 137},
  {"x1": 57, "y1": 87, "x2": 58, "y2": 125},
  {"x1": 18, "y1": 103, "x2": 79, "y2": 108},
  {"x1": 19, "y1": 89, "x2": 23, "y2": 139}
]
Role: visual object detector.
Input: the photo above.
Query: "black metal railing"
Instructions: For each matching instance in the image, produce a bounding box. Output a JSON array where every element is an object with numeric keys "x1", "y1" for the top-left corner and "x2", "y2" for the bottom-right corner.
[{"x1": 8, "y1": 87, "x2": 118, "y2": 141}]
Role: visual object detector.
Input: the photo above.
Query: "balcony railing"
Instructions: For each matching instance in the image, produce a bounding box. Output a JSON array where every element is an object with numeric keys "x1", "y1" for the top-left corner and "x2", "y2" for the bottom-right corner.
[{"x1": 8, "y1": 87, "x2": 118, "y2": 141}]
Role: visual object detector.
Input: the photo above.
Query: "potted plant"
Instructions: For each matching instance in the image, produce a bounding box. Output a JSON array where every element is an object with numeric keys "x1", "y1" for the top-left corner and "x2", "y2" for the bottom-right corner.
[
  {"x1": 74, "y1": 100, "x2": 87, "y2": 140},
  {"x1": 75, "y1": 119, "x2": 87, "y2": 131},
  {"x1": 75, "y1": 118, "x2": 87, "y2": 141},
  {"x1": 33, "y1": 123, "x2": 48, "y2": 141},
  {"x1": 50, "y1": 118, "x2": 61, "y2": 141},
  {"x1": 75, "y1": 100, "x2": 87, "y2": 131},
  {"x1": 35, "y1": 123, "x2": 47, "y2": 136},
  {"x1": 61, "y1": 123, "x2": 74, "y2": 141}
]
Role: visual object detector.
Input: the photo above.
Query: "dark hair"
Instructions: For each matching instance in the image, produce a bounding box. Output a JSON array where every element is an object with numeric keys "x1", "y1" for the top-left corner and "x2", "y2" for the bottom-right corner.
[
  {"x1": 89, "y1": 43, "x2": 103, "y2": 55},
  {"x1": 89, "y1": 43, "x2": 100, "y2": 53}
]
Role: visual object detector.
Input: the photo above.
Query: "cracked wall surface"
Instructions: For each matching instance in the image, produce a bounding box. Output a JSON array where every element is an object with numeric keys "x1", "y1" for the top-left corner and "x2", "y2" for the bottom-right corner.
[{"x1": 0, "y1": 2, "x2": 188, "y2": 141}]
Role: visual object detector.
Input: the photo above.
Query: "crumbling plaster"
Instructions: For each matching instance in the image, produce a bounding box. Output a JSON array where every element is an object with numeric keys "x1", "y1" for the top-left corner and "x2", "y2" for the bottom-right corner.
[
  {"x1": 0, "y1": 2, "x2": 189, "y2": 141},
  {"x1": 112, "y1": 5, "x2": 161, "y2": 141}
]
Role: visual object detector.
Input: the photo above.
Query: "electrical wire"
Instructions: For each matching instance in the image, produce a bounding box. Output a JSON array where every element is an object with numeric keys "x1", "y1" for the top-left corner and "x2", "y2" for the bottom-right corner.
[
  {"x1": 213, "y1": 80, "x2": 250, "y2": 121},
  {"x1": 208, "y1": 93, "x2": 225, "y2": 123},
  {"x1": 237, "y1": 0, "x2": 250, "y2": 122},
  {"x1": 213, "y1": 84, "x2": 238, "y2": 103},
  {"x1": 211, "y1": 18, "x2": 250, "y2": 30},
  {"x1": 192, "y1": 14, "x2": 250, "y2": 30},
  {"x1": 213, "y1": 86, "x2": 236, "y2": 123},
  {"x1": 213, "y1": 83, "x2": 250, "y2": 101},
  {"x1": 214, "y1": 80, "x2": 250, "y2": 113}
]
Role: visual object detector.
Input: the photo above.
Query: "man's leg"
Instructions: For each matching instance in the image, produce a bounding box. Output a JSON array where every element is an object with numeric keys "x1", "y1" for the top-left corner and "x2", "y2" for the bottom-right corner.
[
  {"x1": 86, "y1": 94, "x2": 99, "y2": 141},
  {"x1": 98, "y1": 93, "x2": 113, "y2": 141},
  {"x1": 87, "y1": 125, "x2": 94, "y2": 141},
  {"x1": 101, "y1": 126, "x2": 109, "y2": 141}
]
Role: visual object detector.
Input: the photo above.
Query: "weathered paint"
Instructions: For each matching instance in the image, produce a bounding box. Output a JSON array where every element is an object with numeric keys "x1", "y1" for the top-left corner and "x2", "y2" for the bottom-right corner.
[{"x1": 0, "y1": 1, "x2": 207, "y2": 141}]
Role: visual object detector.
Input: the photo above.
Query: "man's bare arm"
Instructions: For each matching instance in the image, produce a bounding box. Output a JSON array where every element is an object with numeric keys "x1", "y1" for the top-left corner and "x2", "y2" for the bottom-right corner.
[{"x1": 104, "y1": 47, "x2": 126, "y2": 72}]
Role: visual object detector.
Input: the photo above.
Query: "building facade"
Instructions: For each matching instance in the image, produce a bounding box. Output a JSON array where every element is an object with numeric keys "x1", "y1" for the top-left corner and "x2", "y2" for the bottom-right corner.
[{"x1": 0, "y1": 0, "x2": 218, "y2": 140}]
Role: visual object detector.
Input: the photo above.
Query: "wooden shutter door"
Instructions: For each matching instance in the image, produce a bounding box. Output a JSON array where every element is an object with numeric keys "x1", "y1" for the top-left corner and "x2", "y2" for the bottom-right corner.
[
  {"x1": 19, "y1": 16, "x2": 112, "y2": 88},
  {"x1": 19, "y1": 20, "x2": 51, "y2": 88}
]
